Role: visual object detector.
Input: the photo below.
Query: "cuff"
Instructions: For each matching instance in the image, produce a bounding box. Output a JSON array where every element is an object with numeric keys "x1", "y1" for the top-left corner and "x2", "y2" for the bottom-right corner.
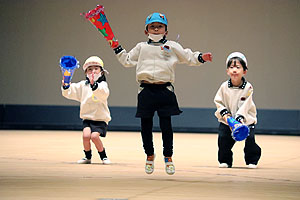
[
  {"x1": 236, "y1": 115, "x2": 245, "y2": 123},
  {"x1": 220, "y1": 109, "x2": 230, "y2": 117},
  {"x1": 62, "y1": 85, "x2": 70, "y2": 90},
  {"x1": 198, "y1": 53, "x2": 206, "y2": 63},
  {"x1": 113, "y1": 45, "x2": 123, "y2": 54}
]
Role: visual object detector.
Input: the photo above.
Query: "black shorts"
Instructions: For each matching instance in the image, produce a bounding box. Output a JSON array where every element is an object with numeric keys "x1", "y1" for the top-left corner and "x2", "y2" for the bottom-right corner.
[
  {"x1": 135, "y1": 82, "x2": 182, "y2": 118},
  {"x1": 82, "y1": 120, "x2": 108, "y2": 137}
]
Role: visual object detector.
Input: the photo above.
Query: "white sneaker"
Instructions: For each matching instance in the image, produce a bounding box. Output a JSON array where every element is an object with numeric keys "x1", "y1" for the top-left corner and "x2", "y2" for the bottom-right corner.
[
  {"x1": 145, "y1": 155, "x2": 155, "y2": 174},
  {"x1": 77, "y1": 158, "x2": 91, "y2": 164},
  {"x1": 219, "y1": 163, "x2": 229, "y2": 168},
  {"x1": 248, "y1": 164, "x2": 257, "y2": 169},
  {"x1": 164, "y1": 157, "x2": 175, "y2": 175},
  {"x1": 102, "y1": 158, "x2": 111, "y2": 165}
]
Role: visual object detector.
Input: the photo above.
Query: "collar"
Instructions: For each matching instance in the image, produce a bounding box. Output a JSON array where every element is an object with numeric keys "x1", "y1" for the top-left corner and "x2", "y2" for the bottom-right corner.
[
  {"x1": 228, "y1": 77, "x2": 247, "y2": 89},
  {"x1": 85, "y1": 76, "x2": 90, "y2": 84}
]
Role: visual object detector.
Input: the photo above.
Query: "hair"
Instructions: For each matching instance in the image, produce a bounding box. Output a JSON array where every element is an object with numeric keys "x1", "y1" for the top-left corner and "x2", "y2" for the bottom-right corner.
[
  {"x1": 97, "y1": 74, "x2": 106, "y2": 82},
  {"x1": 96, "y1": 67, "x2": 106, "y2": 82},
  {"x1": 227, "y1": 57, "x2": 247, "y2": 71}
]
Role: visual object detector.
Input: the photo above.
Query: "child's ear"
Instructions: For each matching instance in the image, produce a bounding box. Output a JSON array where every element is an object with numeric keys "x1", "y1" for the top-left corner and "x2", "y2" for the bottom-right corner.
[
  {"x1": 243, "y1": 69, "x2": 247, "y2": 75},
  {"x1": 165, "y1": 30, "x2": 168, "y2": 36},
  {"x1": 144, "y1": 30, "x2": 149, "y2": 35}
]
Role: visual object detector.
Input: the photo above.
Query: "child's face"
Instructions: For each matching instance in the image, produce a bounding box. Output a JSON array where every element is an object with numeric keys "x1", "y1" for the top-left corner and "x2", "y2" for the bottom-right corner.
[
  {"x1": 86, "y1": 65, "x2": 101, "y2": 75},
  {"x1": 145, "y1": 22, "x2": 168, "y2": 35},
  {"x1": 227, "y1": 59, "x2": 247, "y2": 86}
]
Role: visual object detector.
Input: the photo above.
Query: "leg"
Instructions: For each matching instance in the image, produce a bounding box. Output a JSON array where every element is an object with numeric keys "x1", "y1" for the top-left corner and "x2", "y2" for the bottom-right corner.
[
  {"x1": 91, "y1": 132, "x2": 104, "y2": 152},
  {"x1": 141, "y1": 117, "x2": 154, "y2": 156},
  {"x1": 82, "y1": 127, "x2": 92, "y2": 151},
  {"x1": 77, "y1": 127, "x2": 92, "y2": 164},
  {"x1": 159, "y1": 116, "x2": 173, "y2": 157},
  {"x1": 91, "y1": 132, "x2": 111, "y2": 164},
  {"x1": 141, "y1": 117, "x2": 156, "y2": 174},
  {"x1": 244, "y1": 126, "x2": 261, "y2": 165},
  {"x1": 218, "y1": 123, "x2": 235, "y2": 167},
  {"x1": 159, "y1": 116, "x2": 175, "y2": 175}
]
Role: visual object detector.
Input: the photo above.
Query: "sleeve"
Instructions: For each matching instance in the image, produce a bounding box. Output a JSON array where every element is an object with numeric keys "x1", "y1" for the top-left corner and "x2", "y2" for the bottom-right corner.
[
  {"x1": 236, "y1": 86, "x2": 257, "y2": 124},
  {"x1": 61, "y1": 82, "x2": 82, "y2": 102},
  {"x1": 171, "y1": 42, "x2": 203, "y2": 66},
  {"x1": 115, "y1": 43, "x2": 142, "y2": 68},
  {"x1": 214, "y1": 84, "x2": 229, "y2": 120},
  {"x1": 91, "y1": 81, "x2": 109, "y2": 101}
]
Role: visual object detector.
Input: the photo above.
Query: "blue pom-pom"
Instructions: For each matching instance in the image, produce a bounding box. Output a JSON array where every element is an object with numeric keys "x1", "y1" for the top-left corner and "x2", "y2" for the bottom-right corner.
[{"x1": 60, "y1": 56, "x2": 79, "y2": 69}]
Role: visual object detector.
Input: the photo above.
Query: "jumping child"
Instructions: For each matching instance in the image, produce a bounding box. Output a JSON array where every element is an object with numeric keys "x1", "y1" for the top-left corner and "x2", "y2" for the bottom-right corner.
[{"x1": 112, "y1": 12, "x2": 212, "y2": 175}]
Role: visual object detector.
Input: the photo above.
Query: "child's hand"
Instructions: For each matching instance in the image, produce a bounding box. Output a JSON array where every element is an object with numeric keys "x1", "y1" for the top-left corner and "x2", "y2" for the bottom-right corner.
[
  {"x1": 61, "y1": 80, "x2": 70, "y2": 89},
  {"x1": 223, "y1": 114, "x2": 231, "y2": 122},
  {"x1": 62, "y1": 80, "x2": 70, "y2": 86},
  {"x1": 202, "y1": 52, "x2": 213, "y2": 62},
  {"x1": 87, "y1": 73, "x2": 95, "y2": 85}
]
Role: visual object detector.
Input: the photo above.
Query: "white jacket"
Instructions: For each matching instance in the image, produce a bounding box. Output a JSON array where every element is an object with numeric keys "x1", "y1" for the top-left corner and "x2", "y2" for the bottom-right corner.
[
  {"x1": 61, "y1": 81, "x2": 111, "y2": 124},
  {"x1": 214, "y1": 79, "x2": 257, "y2": 125},
  {"x1": 116, "y1": 40, "x2": 204, "y2": 83}
]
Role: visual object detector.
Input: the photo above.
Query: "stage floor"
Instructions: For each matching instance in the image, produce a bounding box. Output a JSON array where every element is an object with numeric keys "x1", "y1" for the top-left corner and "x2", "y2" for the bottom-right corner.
[{"x1": 0, "y1": 130, "x2": 299, "y2": 200}]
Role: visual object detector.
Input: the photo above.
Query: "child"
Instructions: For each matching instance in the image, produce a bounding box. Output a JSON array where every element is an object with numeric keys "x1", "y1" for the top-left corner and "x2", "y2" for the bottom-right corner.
[
  {"x1": 214, "y1": 52, "x2": 261, "y2": 169},
  {"x1": 61, "y1": 56, "x2": 111, "y2": 165},
  {"x1": 112, "y1": 12, "x2": 212, "y2": 175}
]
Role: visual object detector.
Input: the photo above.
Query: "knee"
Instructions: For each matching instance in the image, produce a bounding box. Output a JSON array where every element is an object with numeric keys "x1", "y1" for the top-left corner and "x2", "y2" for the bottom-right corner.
[
  {"x1": 246, "y1": 128, "x2": 256, "y2": 140},
  {"x1": 218, "y1": 133, "x2": 235, "y2": 147},
  {"x1": 159, "y1": 117, "x2": 172, "y2": 131},
  {"x1": 82, "y1": 134, "x2": 91, "y2": 141},
  {"x1": 91, "y1": 133, "x2": 100, "y2": 142},
  {"x1": 247, "y1": 134, "x2": 255, "y2": 141}
]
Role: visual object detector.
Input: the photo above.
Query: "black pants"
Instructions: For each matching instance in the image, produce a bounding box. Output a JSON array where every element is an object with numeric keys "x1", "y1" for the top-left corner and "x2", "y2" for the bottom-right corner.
[
  {"x1": 141, "y1": 116, "x2": 173, "y2": 157},
  {"x1": 135, "y1": 83, "x2": 182, "y2": 118},
  {"x1": 218, "y1": 123, "x2": 261, "y2": 166},
  {"x1": 136, "y1": 83, "x2": 181, "y2": 157}
]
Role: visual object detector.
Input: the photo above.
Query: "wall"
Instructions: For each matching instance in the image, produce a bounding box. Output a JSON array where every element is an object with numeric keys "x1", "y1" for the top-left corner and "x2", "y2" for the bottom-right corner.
[{"x1": 0, "y1": 0, "x2": 299, "y2": 134}]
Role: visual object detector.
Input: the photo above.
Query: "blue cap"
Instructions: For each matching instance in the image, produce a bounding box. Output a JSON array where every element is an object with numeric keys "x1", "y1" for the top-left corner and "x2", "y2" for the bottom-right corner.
[{"x1": 145, "y1": 12, "x2": 168, "y2": 26}]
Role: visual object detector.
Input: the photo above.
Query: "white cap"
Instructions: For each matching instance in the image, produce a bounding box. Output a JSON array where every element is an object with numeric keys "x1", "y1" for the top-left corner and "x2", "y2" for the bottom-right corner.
[
  {"x1": 83, "y1": 56, "x2": 104, "y2": 71},
  {"x1": 226, "y1": 52, "x2": 247, "y2": 67}
]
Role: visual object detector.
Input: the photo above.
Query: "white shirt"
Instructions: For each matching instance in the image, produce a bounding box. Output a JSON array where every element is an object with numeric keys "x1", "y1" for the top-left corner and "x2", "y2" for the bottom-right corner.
[
  {"x1": 116, "y1": 40, "x2": 204, "y2": 83},
  {"x1": 61, "y1": 81, "x2": 111, "y2": 124},
  {"x1": 214, "y1": 79, "x2": 257, "y2": 125}
]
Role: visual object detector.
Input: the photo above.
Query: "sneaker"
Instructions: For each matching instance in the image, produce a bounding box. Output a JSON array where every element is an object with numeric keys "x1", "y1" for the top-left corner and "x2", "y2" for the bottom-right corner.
[
  {"x1": 219, "y1": 163, "x2": 229, "y2": 168},
  {"x1": 248, "y1": 164, "x2": 257, "y2": 169},
  {"x1": 77, "y1": 158, "x2": 91, "y2": 164},
  {"x1": 145, "y1": 155, "x2": 155, "y2": 174},
  {"x1": 164, "y1": 157, "x2": 175, "y2": 175},
  {"x1": 102, "y1": 158, "x2": 111, "y2": 165}
]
